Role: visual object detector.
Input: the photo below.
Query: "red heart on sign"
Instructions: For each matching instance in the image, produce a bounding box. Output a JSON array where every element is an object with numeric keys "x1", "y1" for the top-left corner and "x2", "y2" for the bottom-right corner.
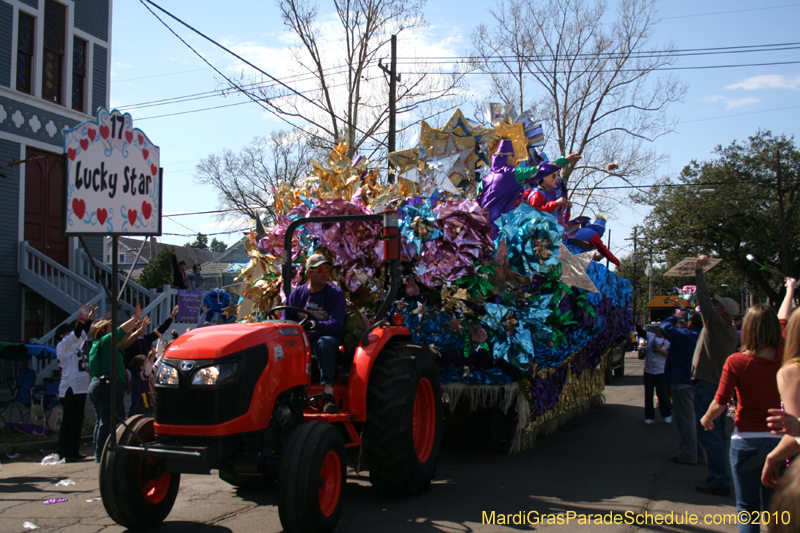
[
  {"x1": 87, "y1": 128, "x2": 96, "y2": 141},
  {"x1": 97, "y1": 208, "x2": 107, "y2": 225},
  {"x1": 80, "y1": 139, "x2": 89, "y2": 151},
  {"x1": 99, "y1": 125, "x2": 110, "y2": 139},
  {"x1": 128, "y1": 209, "x2": 138, "y2": 226},
  {"x1": 72, "y1": 198, "x2": 86, "y2": 220},
  {"x1": 142, "y1": 149, "x2": 149, "y2": 160},
  {"x1": 138, "y1": 134, "x2": 144, "y2": 146},
  {"x1": 67, "y1": 148, "x2": 76, "y2": 161},
  {"x1": 150, "y1": 164, "x2": 158, "y2": 176},
  {"x1": 142, "y1": 201, "x2": 152, "y2": 220},
  {"x1": 125, "y1": 131, "x2": 133, "y2": 144}
]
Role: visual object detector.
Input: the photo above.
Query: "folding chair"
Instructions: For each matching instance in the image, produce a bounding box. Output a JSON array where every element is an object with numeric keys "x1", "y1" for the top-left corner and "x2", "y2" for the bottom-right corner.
[
  {"x1": 8, "y1": 368, "x2": 37, "y2": 424},
  {"x1": 40, "y1": 379, "x2": 61, "y2": 429}
]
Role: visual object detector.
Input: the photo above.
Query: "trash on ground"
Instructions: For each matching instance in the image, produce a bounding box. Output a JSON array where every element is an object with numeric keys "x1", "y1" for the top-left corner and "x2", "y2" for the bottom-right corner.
[
  {"x1": 86, "y1": 497, "x2": 102, "y2": 502},
  {"x1": 6, "y1": 452, "x2": 20, "y2": 459},
  {"x1": 55, "y1": 479, "x2": 76, "y2": 486},
  {"x1": 23, "y1": 522, "x2": 39, "y2": 529},
  {"x1": 43, "y1": 498, "x2": 68, "y2": 505},
  {"x1": 40, "y1": 454, "x2": 65, "y2": 466}
]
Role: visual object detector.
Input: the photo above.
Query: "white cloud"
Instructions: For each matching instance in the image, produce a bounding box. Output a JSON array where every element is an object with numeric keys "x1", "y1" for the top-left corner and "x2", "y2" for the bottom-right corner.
[
  {"x1": 725, "y1": 75, "x2": 800, "y2": 91},
  {"x1": 724, "y1": 97, "x2": 761, "y2": 108},
  {"x1": 699, "y1": 95, "x2": 760, "y2": 109}
]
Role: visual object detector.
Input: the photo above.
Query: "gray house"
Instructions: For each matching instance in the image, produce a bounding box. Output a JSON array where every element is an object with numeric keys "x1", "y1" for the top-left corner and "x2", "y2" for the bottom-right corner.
[{"x1": 0, "y1": 0, "x2": 111, "y2": 342}]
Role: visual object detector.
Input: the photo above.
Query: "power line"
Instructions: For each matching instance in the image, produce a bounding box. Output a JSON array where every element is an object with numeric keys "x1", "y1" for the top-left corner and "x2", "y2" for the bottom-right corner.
[
  {"x1": 402, "y1": 60, "x2": 800, "y2": 74},
  {"x1": 116, "y1": 41, "x2": 798, "y2": 113},
  {"x1": 661, "y1": 3, "x2": 800, "y2": 20},
  {"x1": 138, "y1": 0, "x2": 316, "y2": 137},
  {"x1": 678, "y1": 104, "x2": 800, "y2": 124},
  {"x1": 405, "y1": 42, "x2": 800, "y2": 62},
  {"x1": 141, "y1": 0, "x2": 388, "y2": 150}
]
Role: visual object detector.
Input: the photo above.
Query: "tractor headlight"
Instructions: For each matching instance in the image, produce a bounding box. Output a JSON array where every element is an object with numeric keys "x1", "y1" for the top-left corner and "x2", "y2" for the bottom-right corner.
[
  {"x1": 156, "y1": 364, "x2": 179, "y2": 386},
  {"x1": 191, "y1": 363, "x2": 238, "y2": 386}
]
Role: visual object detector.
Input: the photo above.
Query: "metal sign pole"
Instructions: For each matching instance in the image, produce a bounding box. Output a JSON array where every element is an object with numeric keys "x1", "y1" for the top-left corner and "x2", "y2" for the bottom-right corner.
[{"x1": 109, "y1": 235, "x2": 119, "y2": 447}]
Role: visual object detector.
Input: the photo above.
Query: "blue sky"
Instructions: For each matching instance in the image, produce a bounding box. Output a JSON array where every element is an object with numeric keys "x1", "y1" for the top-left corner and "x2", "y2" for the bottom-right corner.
[{"x1": 110, "y1": 0, "x2": 800, "y2": 258}]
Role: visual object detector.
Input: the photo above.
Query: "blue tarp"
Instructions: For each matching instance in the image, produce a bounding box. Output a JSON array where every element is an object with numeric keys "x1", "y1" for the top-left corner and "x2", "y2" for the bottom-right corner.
[{"x1": 25, "y1": 344, "x2": 57, "y2": 359}]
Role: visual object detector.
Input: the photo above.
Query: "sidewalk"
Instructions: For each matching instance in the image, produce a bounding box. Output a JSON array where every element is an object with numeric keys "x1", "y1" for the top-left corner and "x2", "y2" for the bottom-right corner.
[{"x1": 0, "y1": 388, "x2": 131, "y2": 456}]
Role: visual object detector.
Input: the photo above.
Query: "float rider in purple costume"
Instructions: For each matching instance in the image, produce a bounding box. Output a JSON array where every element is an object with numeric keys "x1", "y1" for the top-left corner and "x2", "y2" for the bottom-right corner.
[{"x1": 476, "y1": 139, "x2": 580, "y2": 234}]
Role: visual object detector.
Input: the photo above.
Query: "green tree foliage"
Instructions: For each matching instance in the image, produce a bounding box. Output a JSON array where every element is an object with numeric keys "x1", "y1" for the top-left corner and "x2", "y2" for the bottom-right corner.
[
  {"x1": 184, "y1": 233, "x2": 209, "y2": 250},
  {"x1": 138, "y1": 246, "x2": 174, "y2": 291},
  {"x1": 210, "y1": 238, "x2": 226, "y2": 253},
  {"x1": 636, "y1": 131, "x2": 800, "y2": 305}
]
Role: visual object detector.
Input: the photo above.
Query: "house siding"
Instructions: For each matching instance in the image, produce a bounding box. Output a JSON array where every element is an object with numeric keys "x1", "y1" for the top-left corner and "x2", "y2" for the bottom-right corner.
[
  {"x1": 18, "y1": 0, "x2": 37, "y2": 9},
  {"x1": 0, "y1": 94, "x2": 83, "y2": 147},
  {"x1": 0, "y1": 137, "x2": 20, "y2": 275},
  {"x1": 73, "y1": 0, "x2": 108, "y2": 41},
  {"x1": 0, "y1": 137, "x2": 20, "y2": 340},
  {"x1": 0, "y1": 1, "x2": 12, "y2": 88},
  {"x1": 92, "y1": 44, "x2": 106, "y2": 117},
  {"x1": 0, "y1": 274, "x2": 21, "y2": 340},
  {"x1": 82, "y1": 235, "x2": 102, "y2": 264}
]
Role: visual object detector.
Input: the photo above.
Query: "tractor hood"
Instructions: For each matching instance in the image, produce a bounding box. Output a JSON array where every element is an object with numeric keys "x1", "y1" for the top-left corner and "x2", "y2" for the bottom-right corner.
[{"x1": 165, "y1": 322, "x2": 305, "y2": 360}]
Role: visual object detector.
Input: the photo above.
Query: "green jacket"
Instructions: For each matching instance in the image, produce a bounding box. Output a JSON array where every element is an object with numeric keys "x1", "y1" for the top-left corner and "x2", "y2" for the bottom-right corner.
[{"x1": 88, "y1": 327, "x2": 128, "y2": 384}]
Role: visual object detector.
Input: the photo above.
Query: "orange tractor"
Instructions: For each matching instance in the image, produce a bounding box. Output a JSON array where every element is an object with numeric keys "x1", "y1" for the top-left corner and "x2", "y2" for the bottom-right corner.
[{"x1": 99, "y1": 211, "x2": 443, "y2": 532}]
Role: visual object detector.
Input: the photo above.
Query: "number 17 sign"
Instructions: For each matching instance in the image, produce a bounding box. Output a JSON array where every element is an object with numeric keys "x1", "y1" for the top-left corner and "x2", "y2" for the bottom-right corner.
[{"x1": 62, "y1": 107, "x2": 162, "y2": 236}]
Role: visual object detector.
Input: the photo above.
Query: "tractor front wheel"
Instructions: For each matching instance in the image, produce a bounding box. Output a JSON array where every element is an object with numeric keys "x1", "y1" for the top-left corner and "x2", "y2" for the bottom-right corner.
[
  {"x1": 278, "y1": 421, "x2": 346, "y2": 533},
  {"x1": 364, "y1": 342, "x2": 443, "y2": 494},
  {"x1": 99, "y1": 415, "x2": 180, "y2": 530}
]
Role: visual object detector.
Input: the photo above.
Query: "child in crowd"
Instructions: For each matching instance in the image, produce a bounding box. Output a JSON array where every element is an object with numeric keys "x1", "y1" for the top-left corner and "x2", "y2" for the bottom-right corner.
[{"x1": 128, "y1": 350, "x2": 156, "y2": 416}]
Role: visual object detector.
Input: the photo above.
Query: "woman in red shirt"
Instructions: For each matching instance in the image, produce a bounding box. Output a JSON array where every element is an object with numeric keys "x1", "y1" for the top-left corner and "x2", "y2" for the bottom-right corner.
[{"x1": 701, "y1": 280, "x2": 794, "y2": 533}]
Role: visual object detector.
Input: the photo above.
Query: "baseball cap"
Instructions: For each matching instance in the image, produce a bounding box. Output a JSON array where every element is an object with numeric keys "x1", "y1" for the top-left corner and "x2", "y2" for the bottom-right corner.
[
  {"x1": 713, "y1": 295, "x2": 740, "y2": 317},
  {"x1": 306, "y1": 253, "x2": 331, "y2": 270}
]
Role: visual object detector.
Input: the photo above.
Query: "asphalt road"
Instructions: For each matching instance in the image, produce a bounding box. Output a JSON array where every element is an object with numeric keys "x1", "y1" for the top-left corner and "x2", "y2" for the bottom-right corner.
[{"x1": 1, "y1": 353, "x2": 755, "y2": 532}]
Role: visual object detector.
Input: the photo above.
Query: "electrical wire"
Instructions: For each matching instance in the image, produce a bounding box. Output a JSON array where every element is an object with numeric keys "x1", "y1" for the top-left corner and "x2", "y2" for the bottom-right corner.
[{"x1": 141, "y1": 0, "x2": 388, "y2": 149}]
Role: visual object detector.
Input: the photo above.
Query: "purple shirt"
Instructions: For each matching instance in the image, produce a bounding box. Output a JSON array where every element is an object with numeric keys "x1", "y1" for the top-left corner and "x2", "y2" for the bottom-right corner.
[
  {"x1": 285, "y1": 283, "x2": 346, "y2": 339},
  {"x1": 477, "y1": 154, "x2": 539, "y2": 228}
]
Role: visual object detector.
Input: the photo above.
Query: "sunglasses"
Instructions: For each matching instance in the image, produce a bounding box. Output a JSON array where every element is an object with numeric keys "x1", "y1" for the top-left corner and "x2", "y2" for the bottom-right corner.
[{"x1": 309, "y1": 266, "x2": 330, "y2": 273}]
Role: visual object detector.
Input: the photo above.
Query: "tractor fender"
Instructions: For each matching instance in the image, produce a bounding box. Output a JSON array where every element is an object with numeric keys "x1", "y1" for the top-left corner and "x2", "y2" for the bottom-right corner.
[{"x1": 347, "y1": 326, "x2": 412, "y2": 422}]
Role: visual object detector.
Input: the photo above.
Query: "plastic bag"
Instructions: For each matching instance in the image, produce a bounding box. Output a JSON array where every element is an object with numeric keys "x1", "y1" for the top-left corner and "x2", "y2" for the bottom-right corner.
[
  {"x1": 40, "y1": 454, "x2": 65, "y2": 466},
  {"x1": 55, "y1": 479, "x2": 75, "y2": 486},
  {"x1": 23, "y1": 522, "x2": 39, "y2": 530}
]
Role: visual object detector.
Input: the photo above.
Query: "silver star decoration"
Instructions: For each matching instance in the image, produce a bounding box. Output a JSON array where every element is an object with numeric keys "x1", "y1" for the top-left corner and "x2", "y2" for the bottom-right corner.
[{"x1": 558, "y1": 243, "x2": 599, "y2": 293}]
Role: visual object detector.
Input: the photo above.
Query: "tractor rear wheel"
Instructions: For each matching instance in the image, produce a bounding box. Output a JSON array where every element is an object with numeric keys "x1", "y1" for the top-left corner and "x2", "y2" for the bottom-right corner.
[
  {"x1": 364, "y1": 342, "x2": 442, "y2": 494},
  {"x1": 278, "y1": 421, "x2": 346, "y2": 533},
  {"x1": 99, "y1": 415, "x2": 180, "y2": 530}
]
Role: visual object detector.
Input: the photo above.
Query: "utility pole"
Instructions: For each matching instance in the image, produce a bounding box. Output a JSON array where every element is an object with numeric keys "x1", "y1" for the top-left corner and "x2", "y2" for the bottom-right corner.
[
  {"x1": 625, "y1": 227, "x2": 639, "y2": 328},
  {"x1": 380, "y1": 35, "x2": 399, "y2": 183}
]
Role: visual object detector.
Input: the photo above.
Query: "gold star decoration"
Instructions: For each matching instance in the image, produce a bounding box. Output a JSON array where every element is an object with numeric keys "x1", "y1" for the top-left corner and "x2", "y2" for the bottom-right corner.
[
  {"x1": 489, "y1": 122, "x2": 528, "y2": 162},
  {"x1": 558, "y1": 243, "x2": 599, "y2": 293}
]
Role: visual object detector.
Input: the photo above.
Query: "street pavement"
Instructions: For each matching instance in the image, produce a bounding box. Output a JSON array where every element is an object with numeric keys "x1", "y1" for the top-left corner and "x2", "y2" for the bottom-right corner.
[{"x1": 1, "y1": 353, "x2": 756, "y2": 532}]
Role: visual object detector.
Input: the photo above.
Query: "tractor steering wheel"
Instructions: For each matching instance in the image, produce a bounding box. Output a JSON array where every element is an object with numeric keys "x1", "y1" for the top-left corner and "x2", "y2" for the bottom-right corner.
[{"x1": 265, "y1": 305, "x2": 317, "y2": 330}]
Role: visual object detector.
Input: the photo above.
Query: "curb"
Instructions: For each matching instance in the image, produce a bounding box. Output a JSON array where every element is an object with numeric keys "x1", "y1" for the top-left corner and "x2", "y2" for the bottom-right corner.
[{"x1": 0, "y1": 435, "x2": 92, "y2": 456}]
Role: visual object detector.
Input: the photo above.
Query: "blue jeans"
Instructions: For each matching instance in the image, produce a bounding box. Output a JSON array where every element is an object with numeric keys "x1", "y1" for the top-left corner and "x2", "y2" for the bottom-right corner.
[
  {"x1": 695, "y1": 380, "x2": 731, "y2": 487},
  {"x1": 730, "y1": 437, "x2": 780, "y2": 533},
  {"x1": 313, "y1": 335, "x2": 342, "y2": 386},
  {"x1": 88, "y1": 378, "x2": 126, "y2": 462}
]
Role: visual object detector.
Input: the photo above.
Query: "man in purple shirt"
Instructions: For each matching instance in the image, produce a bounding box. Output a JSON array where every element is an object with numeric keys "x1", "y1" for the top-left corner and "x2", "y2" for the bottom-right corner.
[{"x1": 285, "y1": 253, "x2": 346, "y2": 413}]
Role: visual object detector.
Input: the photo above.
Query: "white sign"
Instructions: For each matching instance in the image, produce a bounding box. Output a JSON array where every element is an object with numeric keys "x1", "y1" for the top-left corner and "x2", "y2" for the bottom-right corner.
[{"x1": 63, "y1": 107, "x2": 161, "y2": 235}]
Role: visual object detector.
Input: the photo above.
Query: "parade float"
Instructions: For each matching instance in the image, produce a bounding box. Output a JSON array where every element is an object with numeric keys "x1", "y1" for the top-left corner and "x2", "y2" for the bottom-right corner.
[{"x1": 233, "y1": 106, "x2": 633, "y2": 452}]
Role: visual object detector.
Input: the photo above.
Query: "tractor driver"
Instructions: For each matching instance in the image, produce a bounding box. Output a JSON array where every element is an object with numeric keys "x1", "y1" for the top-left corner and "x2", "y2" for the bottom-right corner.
[{"x1": 285, "y1": 253, "x2": 346, "y2": 414}]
